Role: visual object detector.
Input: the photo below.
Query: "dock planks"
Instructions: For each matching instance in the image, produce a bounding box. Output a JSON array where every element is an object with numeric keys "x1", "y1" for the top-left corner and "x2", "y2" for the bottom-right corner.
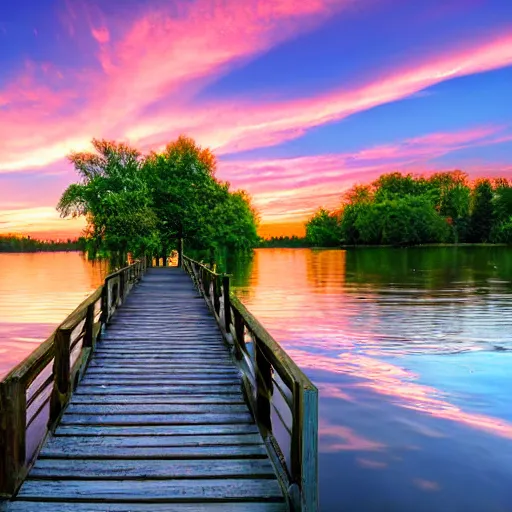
[{"x1": 6, "y1": 268, "x2": 287, "y2": 511}]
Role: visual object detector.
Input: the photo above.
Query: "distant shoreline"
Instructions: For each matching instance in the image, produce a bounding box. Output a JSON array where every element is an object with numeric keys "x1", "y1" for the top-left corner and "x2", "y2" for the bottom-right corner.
[
  {"x1": 0, "y1": 249, "x2": 82, "y2": 254},
  {"x1": 257, "y1": 243, "x2": 510, "y2": 249}
]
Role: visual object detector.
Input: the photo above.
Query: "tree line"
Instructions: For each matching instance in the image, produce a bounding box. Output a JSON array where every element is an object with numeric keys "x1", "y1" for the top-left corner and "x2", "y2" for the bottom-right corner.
[
  {"x1": 58, "y1": 136, "x2": 259, "y2": 262},
  {"x1": 305, "y1": 171, "x2": 512, "y2": 247},
  {"x1": 0, "y1": 236, "x2": 84, "y2": 253},
  {"x1": 257, "y1": 236, "x2": 309, "y2": 248}
]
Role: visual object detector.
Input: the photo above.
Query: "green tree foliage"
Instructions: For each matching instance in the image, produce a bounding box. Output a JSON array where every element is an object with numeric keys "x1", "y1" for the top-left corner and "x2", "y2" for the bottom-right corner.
[
  {"x1": 304, "y1": 170, "x2": 512, "y2": 247},
  {"x1": 469, "y1": 179, "x2": 494, "y2": 242},
  {"x1": 258, "y1": 236, "x2": 309, "y2": 248},
  {"x1": 142, "y1": 136, "x2": 259, "y2": 253},
  {"x1": 58, "y1": 136, "x2": 259, "y2": 260},
  {"x1": 305, "y1": 209, "x2": 341, "y2": 247}
]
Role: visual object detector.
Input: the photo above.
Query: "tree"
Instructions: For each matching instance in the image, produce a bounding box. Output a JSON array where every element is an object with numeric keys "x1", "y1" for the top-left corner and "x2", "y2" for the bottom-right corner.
[
  {"x1": 306, "y1": 170, "x2": 476, "y2": 247},
  {"x1": 305, "y1": 209, "x2": 340, "y2": 247},
  {"x1": 58, "y1": 136, "x2": 260, "y2": 262},
  {"x1": 212, "y1": 190, "x2": 260, "y2": 251},
  {"x1": 373, "y1": 172, "x2": 419, "y2": 202},
  {"x1": 57, "y1": 139, "x2": 159, "y2": 260},
  {"x1": 469, "y1": 179, "x2": 494, "y2": 242},
  {"x1": 142, "y1": 135, "x2": 258, "y2": 254}
]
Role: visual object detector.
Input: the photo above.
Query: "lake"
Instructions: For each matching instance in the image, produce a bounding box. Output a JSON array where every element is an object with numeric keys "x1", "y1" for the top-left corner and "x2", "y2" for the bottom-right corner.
[
  {"x1": 0, "y1": 252, "x2": 107, "y2": 379},
  {"x1": 1, "y1": 247, "x2": 512, "y2": 511},
  {"x1": 227, "y1": 247, "x2": 512, "y2": 512}
]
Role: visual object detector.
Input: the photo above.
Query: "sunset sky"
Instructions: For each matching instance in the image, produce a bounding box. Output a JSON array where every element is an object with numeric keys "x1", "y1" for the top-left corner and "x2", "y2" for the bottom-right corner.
[{"x1": 1, "y1": 0, "x2": 512, "y2": 239}]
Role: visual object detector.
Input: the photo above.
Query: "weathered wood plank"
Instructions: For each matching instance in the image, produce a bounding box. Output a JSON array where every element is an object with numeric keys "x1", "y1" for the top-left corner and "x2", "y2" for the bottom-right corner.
[
  {"x1": 65, "y1": 404, "x2": 248, "y2": 414},
  {"x1": 4, "y1": 501, "x2": 287, "y2": 511},
  {"x1": 55, "y1": 424, "x2": 260, "y2": 437},
  {"x1": 87, "y1": 362, "x2": 236, "y2": 369},
  {"x1": 16, "y1": 479, "x2": 284, "y2": 501},
  {"x1": 80, "y1": 378, "x2": 240, "y2": 386},
  {"x1": 29, "y1": 458, "x2": 276, "y2": 479},
  {"x1": 39, "y1": 444, "x2": 268, "y2": 459},
  {"x1": 94, "y1": 349, "x2": 229, "y2": 355},
  {"x1": 44, "y1": 433, "x2": 264, "y2": 450},
  {"x1": 59, "y1": 412, "x2": 254, "y2": 426},
  {"x1": 90, "y1": 355, "x2": 231, "y2": 361},
  {"x1": 84, "y1": 368, "x2": 239, "y2": 376},
  {"x1": 97, "y1": 342, "x2": 226, "y2": 347},
  {"x1": 69, "y1": 394, "x2": 245, "y2": 405},
  {"x1": 74, "y1": 385, "x2": 242, "y2": 395}
]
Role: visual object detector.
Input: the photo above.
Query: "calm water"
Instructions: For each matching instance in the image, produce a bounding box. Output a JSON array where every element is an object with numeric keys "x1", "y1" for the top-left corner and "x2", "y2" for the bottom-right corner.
[
  {"x1": 228, "y1": 248, "x2": 512, "y2": 512},
  {"x1": 1, "y1": 248, "x2": 512, "y2": 511},
  {"x1": 0, "y1": 252, "x2": 107, "y2": 379}
]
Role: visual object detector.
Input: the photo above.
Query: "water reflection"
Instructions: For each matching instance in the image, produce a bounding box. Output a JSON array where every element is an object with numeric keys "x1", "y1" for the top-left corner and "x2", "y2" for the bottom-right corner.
[
  {"x1": 232, "y1": 247, "x2": 512, "y2": 512},
  {"x1": 0, "y1": 252, "x2": 107, "y2": 378}
]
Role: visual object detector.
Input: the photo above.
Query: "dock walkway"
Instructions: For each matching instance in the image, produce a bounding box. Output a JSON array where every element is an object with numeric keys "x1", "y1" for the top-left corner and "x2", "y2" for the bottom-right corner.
[{"x1": 6, "y1": 268, "x2": 287, "y2": 511}]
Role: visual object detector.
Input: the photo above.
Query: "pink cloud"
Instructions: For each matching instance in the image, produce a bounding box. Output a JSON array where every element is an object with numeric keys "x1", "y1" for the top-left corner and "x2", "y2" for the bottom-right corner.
[
  {"x1": 218, "y1": 125, "x2": 511, "y2": 223},
  {"x1": 0, "y1": 0, "x2": 347, "y2": 172},
  {"x1": 413, "y1": 479, "x2": 441, "y2": 492},
  {"x1": 91, "y1": 26, "x2": 110, "y2": 44},
  {"x1": 319, "y1": 420, "x2": 386, "y2": 452},
  {"x1": 1, "y1": 8, "x2": 512, "y2": 175},
  {"x1": 289, "y1": 347, "x2": 512, "y2": 441},
  {"x1": 131, "y1": 32, "x2": 512, "y2": 155},
  {"x1": 356, "y1": 458, "x2": 388, "y2": 469}
]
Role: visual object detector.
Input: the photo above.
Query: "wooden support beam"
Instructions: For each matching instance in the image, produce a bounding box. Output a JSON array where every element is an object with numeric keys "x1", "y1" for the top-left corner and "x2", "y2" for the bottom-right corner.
[
  {"x1": 83, "y1": 304, "x2": 95, "y2": 350},
  {"x1": 178, "y1": 238, "x2": 184, "y2": 268},
  {"x1": 255, "y1": 341, "x2": 272, "y2": 434},
  {"x1": 50, "y1": 328, "x2": 72, "y2": 427},
  {"x1": 223, "y1": 275, "x2": 231, "y2": 331},
  {"x1": 0, "y1": 378, "x2": 26, "y2": 497}
]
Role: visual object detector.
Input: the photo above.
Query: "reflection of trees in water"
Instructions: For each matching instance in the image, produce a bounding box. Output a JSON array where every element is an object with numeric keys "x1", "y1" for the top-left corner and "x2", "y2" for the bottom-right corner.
[
  {"x1": 189, "y1": 246, "x2": 256, "y2": 289},
  {"x1": 225, "y1": 250, "x2": 255, "y2": 289},
  {"x1": 305, "y1": 249, "x2": 346, "y2": 293},
  {"x1": 344, "y1": 247, "x2": 512, "y2": 291}
]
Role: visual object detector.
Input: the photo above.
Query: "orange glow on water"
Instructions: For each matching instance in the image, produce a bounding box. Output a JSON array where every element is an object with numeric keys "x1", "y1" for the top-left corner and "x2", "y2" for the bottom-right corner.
[{"x1": 0, "y1": 253, "x2": 107, "y2": 378}]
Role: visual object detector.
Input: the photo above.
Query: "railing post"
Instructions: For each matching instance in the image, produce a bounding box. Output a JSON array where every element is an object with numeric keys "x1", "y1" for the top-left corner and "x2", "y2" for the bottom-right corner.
[
  {"x1": 233, "y1": 310, "x2": 245, "y2": 360},
  {"x1": 213, "y1": 275, "x2": 220, "y2": 316},
  {"x1": 50, "y1": 328, "x2": 71, "y2": 426},
  {"x1": 119, "y1": 271, "x2": 125, "y2": 304},
  {"x1": 223, "y1": 275, "x2": 231, "y2": 330},
  {"x1": 301, "y1": 386, "x2": 319, "y2": 512},
  {"x1": 178, "y1": 238, "x2": 183, "y2": 268},
  {"x1": 100, "y1": 282, "x2": 108, "y2": 325},
  {"x1": 0, "y1": 377, "x2": 26, "y2": 497},
  {"x1": 83, "y1": 303, "x2": 95, "y2": 349},
  {"x1": 290, "y1": 382, "x2": 303, "y2": 489},
  {"x1": 255, "y1": 340, "x2": 272, "y2": 433}
]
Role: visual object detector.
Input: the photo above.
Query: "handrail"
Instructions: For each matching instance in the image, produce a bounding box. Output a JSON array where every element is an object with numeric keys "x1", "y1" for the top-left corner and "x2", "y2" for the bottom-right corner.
[
  {"x1": 182, "y1": 254, "x2": 318, "y2": 512},
  {"x1": 0, "y1": 257, "x2": 149, "y2": 498}
]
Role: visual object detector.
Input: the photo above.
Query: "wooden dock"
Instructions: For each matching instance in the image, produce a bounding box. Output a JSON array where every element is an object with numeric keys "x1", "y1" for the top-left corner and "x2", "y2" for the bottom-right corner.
[{"x1": 0, "y1": 258, "x2": 318, "y2": 511}]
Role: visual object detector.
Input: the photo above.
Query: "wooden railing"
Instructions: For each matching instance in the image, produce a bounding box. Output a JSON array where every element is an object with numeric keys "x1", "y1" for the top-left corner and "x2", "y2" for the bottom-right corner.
[
  {"x1": 183, "y1": 255, "x2": 318, "y2": 512},
  {"x1": 0, "y1": 258, "x2": 148, "y2": 497}
]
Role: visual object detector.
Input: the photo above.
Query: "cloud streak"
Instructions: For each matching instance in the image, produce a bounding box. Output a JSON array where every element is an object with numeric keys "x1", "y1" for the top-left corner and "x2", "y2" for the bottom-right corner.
[
  {"x1": 132, "y1": 31, "x2": 512, "y2": 155},
  {"x1": 0, "y1": 0, "x2": 346, "y2": 172},
  {"x1": 219, "y1": 125, "x2": 512, "y2": 224}
]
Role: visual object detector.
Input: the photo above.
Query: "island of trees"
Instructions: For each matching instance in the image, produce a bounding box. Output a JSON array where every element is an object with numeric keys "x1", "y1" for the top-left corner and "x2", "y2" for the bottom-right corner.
[
  {"x1": 305, "y1": 171, "x2": 512, "y2": 247},
  {"x1": 57, "y1": 136, "x2": 259, "y2": 262},
  {"x1": 0, "y1": 236, "x2": 84, "y2": 253}
]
